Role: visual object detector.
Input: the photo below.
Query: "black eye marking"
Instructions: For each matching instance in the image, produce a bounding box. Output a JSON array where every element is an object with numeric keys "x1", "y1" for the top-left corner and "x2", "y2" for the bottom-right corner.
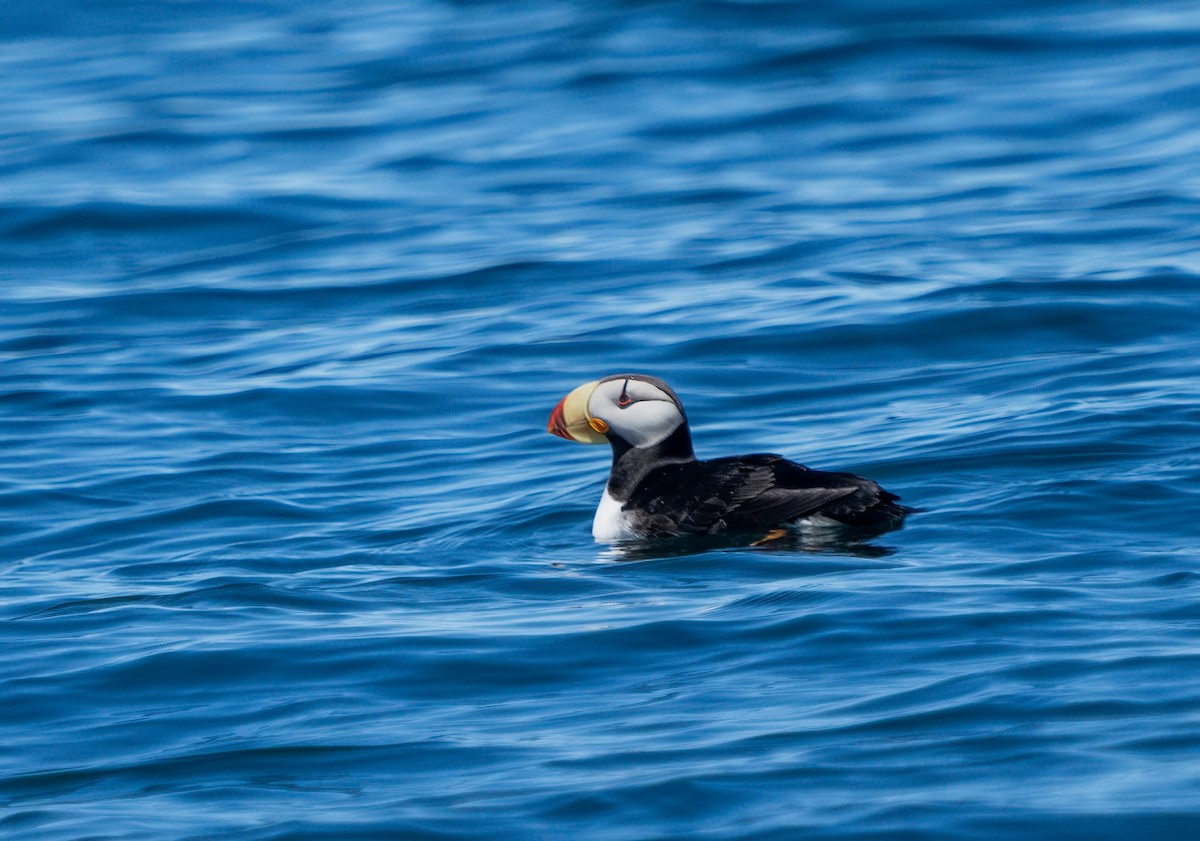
[{"x1": 617, "y1": 379, "x2": 633, "y2": 408}]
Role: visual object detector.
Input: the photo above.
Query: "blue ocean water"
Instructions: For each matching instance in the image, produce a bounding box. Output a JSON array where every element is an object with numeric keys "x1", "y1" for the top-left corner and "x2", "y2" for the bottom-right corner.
[{"x1": 3, "y1": 0, "x2": 1200, "y2": 838}]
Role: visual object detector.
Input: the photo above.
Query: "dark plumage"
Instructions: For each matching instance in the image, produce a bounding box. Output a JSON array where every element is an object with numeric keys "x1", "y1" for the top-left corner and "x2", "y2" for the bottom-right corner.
[{"x1": 624, "y1": 454, "x2": 908, "y2": 538}]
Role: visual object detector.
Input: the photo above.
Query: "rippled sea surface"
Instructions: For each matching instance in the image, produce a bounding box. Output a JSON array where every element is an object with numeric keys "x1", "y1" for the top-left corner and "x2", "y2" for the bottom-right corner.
[{"x1": 4, "y1": 1, "x2": 1200, "y2": 838}]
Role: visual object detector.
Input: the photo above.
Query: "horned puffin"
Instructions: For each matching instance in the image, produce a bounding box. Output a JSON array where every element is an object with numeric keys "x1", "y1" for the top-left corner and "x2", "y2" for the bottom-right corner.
[{"x1": 547, "y1": 374, "x2": 911, "y2": 542}]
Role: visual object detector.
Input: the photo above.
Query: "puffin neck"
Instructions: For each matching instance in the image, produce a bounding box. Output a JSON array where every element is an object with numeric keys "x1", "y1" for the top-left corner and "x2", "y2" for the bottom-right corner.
[{"x1": 605, "y1": 423, "x2": 695, "y2": 501}]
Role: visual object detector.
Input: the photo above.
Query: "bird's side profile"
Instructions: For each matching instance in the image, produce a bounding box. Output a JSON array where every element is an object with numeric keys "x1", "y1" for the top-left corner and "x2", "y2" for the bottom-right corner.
[{"x1": 546, "y1": 374, "x2": 911, "y2": 542}]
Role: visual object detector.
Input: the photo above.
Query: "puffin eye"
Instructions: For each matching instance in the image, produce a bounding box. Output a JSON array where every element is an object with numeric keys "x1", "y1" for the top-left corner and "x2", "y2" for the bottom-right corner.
[{"x1": 617, "y1": 380, "x2": 633, "y2": 408}]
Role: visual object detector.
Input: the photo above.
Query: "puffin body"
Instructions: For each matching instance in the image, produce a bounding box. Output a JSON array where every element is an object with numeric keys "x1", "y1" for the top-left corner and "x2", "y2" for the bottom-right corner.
[{"x1": 547, "y1": 374, "x2": 910, "y2": 542}]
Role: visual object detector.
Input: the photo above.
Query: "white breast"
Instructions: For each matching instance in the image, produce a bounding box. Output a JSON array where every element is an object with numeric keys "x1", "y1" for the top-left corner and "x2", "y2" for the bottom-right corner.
[{"x1": 592, "y1": 489, "x2": 638, "y2": 541}]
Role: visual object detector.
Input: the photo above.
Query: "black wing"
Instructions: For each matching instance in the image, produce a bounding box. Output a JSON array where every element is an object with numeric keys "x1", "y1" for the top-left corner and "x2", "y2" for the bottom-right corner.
[{"x1": 626, "y1": 454, "x2": 904, "y2": 538}]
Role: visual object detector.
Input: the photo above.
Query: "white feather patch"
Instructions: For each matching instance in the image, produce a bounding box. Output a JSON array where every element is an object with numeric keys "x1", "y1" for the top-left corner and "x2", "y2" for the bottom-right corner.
[{"x1": 592, "y1": 489, "x2": 638, "y2": 541}]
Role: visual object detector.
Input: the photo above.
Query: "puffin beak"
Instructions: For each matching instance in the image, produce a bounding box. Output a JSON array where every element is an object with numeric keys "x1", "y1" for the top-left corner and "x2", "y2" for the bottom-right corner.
[{"x1": 547, "y1": 380, "x2": 608, "y2": 444}]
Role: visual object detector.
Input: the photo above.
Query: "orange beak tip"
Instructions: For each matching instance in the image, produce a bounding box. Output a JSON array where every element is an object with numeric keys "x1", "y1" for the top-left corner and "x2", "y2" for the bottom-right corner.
[{"x1": 547, "y1": 397, "x2": 570, "y2": 439}]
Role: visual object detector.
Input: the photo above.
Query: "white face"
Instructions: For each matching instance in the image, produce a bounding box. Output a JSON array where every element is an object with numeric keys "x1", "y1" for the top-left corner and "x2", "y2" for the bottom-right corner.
[{"x1": 587, "y1": 377, "x2": 685, "y2": 448}]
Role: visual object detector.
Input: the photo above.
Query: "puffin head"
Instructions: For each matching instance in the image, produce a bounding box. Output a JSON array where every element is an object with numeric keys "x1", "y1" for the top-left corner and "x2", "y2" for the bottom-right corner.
[{"x1": 547, "y1": 374, "x2": 688, "y2": 450}]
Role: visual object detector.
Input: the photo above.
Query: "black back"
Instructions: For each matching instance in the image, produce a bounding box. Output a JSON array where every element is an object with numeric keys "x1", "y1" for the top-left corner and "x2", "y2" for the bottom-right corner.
[{"x1": 623, "y1": 453, "x2": 908, "y2": 538}]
